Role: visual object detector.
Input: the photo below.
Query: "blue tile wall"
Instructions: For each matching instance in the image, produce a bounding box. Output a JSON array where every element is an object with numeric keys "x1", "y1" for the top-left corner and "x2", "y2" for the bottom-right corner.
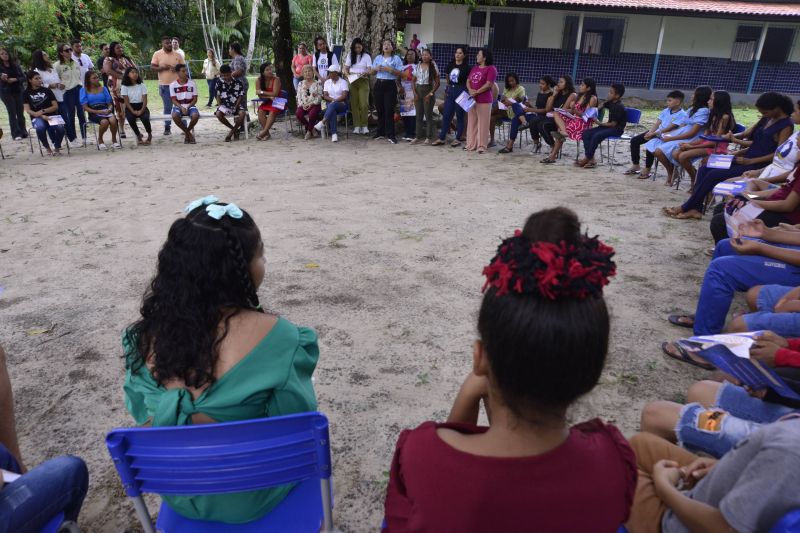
[{"x1": 430, "y1": 42, "x2": 800, "y2": 94}]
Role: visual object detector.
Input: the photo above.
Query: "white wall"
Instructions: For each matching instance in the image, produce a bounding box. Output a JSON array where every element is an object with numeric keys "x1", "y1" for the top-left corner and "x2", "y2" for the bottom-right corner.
[
  {"x1": 530, "y1": 9, "x2": 565, "y2": 49},
  {"x1": 622, "y1": 14, "x2": 662, "y2": 54},
  {"x1": 660, "y1": 17, "x2": 739, "y2": 58},
  {"x1": 421, "y1": 3, "x2": 469, "y2": 45}
]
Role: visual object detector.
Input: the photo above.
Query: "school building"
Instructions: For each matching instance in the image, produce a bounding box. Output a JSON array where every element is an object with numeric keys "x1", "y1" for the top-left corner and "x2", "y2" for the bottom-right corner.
[{"x1": 400, "y1": 0, "x2": 800, "y2": 98}]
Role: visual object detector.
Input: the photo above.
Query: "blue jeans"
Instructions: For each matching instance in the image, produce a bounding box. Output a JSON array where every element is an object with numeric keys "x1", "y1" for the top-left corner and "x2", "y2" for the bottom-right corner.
[
  {"x1": 437, "y1": 85, "x2": 466, "y2": 141},
  {"x1": 743, "y1": 285, "x2": 800, "y2": 337},
  {"x1": 582, "y1": 126, "x2": 623, "y2": 159},
  {"x1": 206, "y1": 78, "x2": 217, "y2": 107},
  {"x1": 0, "y1": 444, "x2": 89, "y2": 533},
  {"x1": 682, "y1": 163, "x2": 763, "y2": 213},
  {"x1": 60, "y1": 86, "x2": 81, "y2": 142},
  {"x1": 159, "y1": 85, "x2": 172, "y2": 130},
  {"x1": 324, "y1": 101, "x2": 346, "y2": 134},
  {"x1": 693, "y1": 238, "x2": 800, "y2": 335},
  {"x1": 32, "y1": 118, "x2": 64, "y2": 150},
  {"x1": 508, "y1": 103, "x2": 537, "y2": 142}
]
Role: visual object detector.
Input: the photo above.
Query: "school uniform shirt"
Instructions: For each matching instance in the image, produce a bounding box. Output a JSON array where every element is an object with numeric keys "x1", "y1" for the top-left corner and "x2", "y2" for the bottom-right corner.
[
  {"x1": 344, "y1": 53, "x2": 372, "y2": 75},
  {"x1": 444, "y1": 62, "x2": 469, "y2": 88},
  {"x1": 169, "y1": 79, "x2": 198, "y2": 105},
  {"x1": 35, "y1": 68, "x2": 63, "y2": 102},
  {"x1": 645, "y1": 107, "x2": 689, "y2": 152},
  {"x1": 468, "y1": 65, "x2": 498, "y2": 104},
  {"x1": 384, "y1": 419, "x2": 636, "y2": 532},
  {"x1": 759, "y1": 131, "x2": 800, "y2": 179},
  {"x1": 71, "y1": 53, "x2": 94, "y2": 85},
  {"x1": 312, "y1": 51, "x2": 339, "y2": 79},
  {"x1": 323, "y1": 77, "x2": 348, "y2": 101},
  {"x1": 215, "y1": 78, "x2": 246, "y2": 109},
  {"x1": 373, "y1": 55, "x2": 403, "y2": 81},
  {"x1": 602, "y1": 100, "x2": 627, "y2": 130},
  {"x1": 120, "y1": 83, "x2": 147, "y2": 105},
  {"x1": 24, "y1": 87, "x2": 58, "y2": 116}
]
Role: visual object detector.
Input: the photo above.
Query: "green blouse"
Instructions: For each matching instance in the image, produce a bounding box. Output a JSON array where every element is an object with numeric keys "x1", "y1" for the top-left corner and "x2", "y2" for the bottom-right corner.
[
  {"x1": 123, "y1": 317, "x2": 319, "y2": 524},
  {"x1": 503, "y1": 85, "x2": 526, "y2": 119}
]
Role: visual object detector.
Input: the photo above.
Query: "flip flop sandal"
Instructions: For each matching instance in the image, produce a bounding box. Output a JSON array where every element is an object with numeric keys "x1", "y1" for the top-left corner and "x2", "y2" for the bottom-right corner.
[
  {"x1": 623, "y1": 169, "x2": 641, "y2": 175},
  {"x1": 498, "y1": 147, "x2": 513, "y2": 154},
  {"x1": 540, "y1": 158, "x2": 556, "y2": 164},
  {"x1": 637, "y1": 173, "x2": 652, "y2": 180},
  {"x1": 668, "y1": 314, "x2": 695, "y2": 328},
  {"x1": 583, "y1": 162, "x2": 598, "y2": 169},
  {"x1": 661, "y1": 341, "x2": 715, "y2": 371},
  {"x1": 451, "y1": 141, "x2": 461, "y2": 147}
]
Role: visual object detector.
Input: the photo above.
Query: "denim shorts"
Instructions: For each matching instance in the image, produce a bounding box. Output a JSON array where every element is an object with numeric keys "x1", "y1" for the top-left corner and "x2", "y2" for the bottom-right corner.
[
  {"x1": 676, "y1": 381, "x2": 797, "y2": 457},
  {"x1": 172, "y1": 105, "x2": 199, "y2": 117},
  {"x1": 742, "y1": 285, "x2": 800, "y2": 337}
]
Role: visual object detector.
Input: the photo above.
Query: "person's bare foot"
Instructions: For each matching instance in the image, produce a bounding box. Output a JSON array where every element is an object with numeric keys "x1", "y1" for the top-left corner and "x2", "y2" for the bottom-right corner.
[{"x1": 662, "y1": 206, "x2": 682, "y2": 216}]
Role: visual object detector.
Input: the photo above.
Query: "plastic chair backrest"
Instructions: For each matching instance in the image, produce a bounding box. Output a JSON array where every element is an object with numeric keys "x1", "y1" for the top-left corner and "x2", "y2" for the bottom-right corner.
[
  {"x1": 733, "y1": 123, "x2": 746, "y2": 134},
  {"x1": 770, "y1": 509, "x2": 800, "y2": 533},
  {"x1": 625, "y1": 108, "x2": 642, "y2": 125},
  {"x1": 106, "y1": 412, "x2": 331, "y2": 497}
]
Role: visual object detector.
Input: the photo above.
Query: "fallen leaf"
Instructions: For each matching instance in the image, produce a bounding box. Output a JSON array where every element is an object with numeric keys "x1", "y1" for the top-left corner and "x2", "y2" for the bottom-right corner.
[
  {"x1": 26, "y1": 327, "x2": 50, "y2": 336},
  {"x1": 304, "y1": 263, "x2": 320, "y2": 269}
]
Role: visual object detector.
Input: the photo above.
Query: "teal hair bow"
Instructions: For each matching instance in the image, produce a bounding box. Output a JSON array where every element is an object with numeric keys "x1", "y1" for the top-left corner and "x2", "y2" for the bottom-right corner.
[
  {"x1": 206, "y1": 203, "x2": 243, "y2": 220},
  {"x1": 184, "y1": 195, "x2": 219, "y2": 213}
]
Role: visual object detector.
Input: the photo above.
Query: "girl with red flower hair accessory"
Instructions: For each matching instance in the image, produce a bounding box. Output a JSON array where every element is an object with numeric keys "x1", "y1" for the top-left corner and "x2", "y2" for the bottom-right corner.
[{"x1": 383, "y1": 207, "x2": 634, "y2": 532}]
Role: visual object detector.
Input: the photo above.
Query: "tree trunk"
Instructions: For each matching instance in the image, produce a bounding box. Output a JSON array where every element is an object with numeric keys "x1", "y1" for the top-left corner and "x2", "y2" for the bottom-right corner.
[
  {"x1": 269, "y1": 0, "x2": 294, "y2": 106},
  {"x1": 345, "y1": 0, "x2": 397, "y2": 58},
  {"x1": 246, "y1": 0, "x2": 261, "y2": 68}
]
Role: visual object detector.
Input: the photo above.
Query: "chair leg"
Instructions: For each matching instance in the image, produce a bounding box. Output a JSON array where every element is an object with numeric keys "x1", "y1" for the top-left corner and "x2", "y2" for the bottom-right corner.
[
  {"x1": 0, "y1": 142, "x2": 4, "y2": 159},
  {"x1": 131, "y1": 496, "x2": 156, "y2": 533},
  {"x1": 320, "y1": 478, "x2": 335, "y2": 532}
]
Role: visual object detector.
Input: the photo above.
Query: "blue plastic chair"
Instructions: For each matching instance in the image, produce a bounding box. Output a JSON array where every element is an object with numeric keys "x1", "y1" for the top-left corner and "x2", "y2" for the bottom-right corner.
[
  {"x1": 40, "y1": 512, "x2": 65, "y2": 533},
  {"x1": 601, "y1": 107, "x2": 643, "y2": 168},
  {"x1": 105, "y1": 412, "x2": 335, "y2": 533},
  {"x1": 251, "y1": 89, "x2": 294, "y2": 135}
]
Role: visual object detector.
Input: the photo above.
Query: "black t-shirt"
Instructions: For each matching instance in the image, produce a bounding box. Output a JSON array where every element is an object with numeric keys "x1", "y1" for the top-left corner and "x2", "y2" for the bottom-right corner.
[
  {"x1": 552, "y1": 91, "x2": 569, "y2": 110},
  {"x1": 603, "y1": 100, "x2": 627, "y2": 130},
  {"x1": 0, "y1": 62, "x2": 24, "y2": 94},
  {"x1": 444, "y1": 62, "x2": 470, "y2": 87},
  {"x1": 535, "y1": 91, "x2": 552, "y2": 111},
  {"x1": 24, "y1": 87, "x2": 57, "y2": 115}
]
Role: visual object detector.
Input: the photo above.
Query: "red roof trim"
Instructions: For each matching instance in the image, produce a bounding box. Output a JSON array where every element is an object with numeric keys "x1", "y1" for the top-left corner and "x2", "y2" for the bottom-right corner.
[{"x1": 519, "y1": 0, "x2": 800, "y2": 17}]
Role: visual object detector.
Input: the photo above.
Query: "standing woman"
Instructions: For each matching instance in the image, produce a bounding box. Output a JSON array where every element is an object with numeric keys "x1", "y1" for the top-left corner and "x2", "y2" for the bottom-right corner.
[
  {"x1": 411, "y1": 48, "x2": 440, "y2": 145},
  {"x1": 23, "y1": 71, "x2": 65, "y2": 155},
  {"x1": 54, "y1": 44, "x2": 82, "y2": 143},
  {"x1": 121, "y1": 67, "x2": 152, "y2": 145},
  {"x1": 343, "y1": 38, "x2": 372, "y2": 135},
  {"x1": 255, "y1": 62, "x2": 282, "y2": 141},
  {"x1": 32, "y1": 50, "x2": 64, "y2": 124},
  {"x1": 104, "y1": 42, "x2": 135, "y2": 139},
  {"x1": 312, "y1": 37, "x2": 339, "y2": 85},
  {"x1": 399, "y1": 48, "x2": 417, "y2": 142},
  {"x1": 0, "y1": 48, "x2": 28, "y2": 140},
  {"x1": 291, "y1": 42, "x2": 312, "y2": 91},
  {"x1": 465, "y1": 48, "x2": 497, "y2": 154},
  {"x1": 295, "y1": 64, "x2": 322, "y2": 140},
  {"x1": 370, "y1": 39, "x2": 404, "y2": 145},
  {"x1": 80, "y1": 71, "x2": 120, "y2": 150},
  {"x1": 202, "y1": 49, "x2": 220, "y2": 108},
  {"x1": 229, "y1": 42, "x2": 249, "y2": 100},
  {"x1": 432, "y1": 46, "x2": 469, "y2": 147}
]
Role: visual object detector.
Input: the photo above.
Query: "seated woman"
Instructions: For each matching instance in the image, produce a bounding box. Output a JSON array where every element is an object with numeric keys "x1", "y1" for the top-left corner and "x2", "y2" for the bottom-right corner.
[
  {"x1": 123, "y1": 196, "x2": 318, "y2": 524},
  {"x1": 295, "y1": 64, "x2": 322, "y2": 140},
  {"x1": 664, "y1": 92, "x2": 794, "y2": 220},
  {"x1": 492, "y1": 72, "x2": 525, "y2": 153},
  {"x1": 651, "y1": 85, "x2": 712, "y2": 187},
  {"x1": 79, "y1": 71, "x2": 119, "y2": 150},
  {"x1": 626, "y1": 419, "x2": 800, "y2": 533},
  {"x1": 499, "y1": 75, "x2": 554, "y2": 154},
  {"x1": 23, "y1": 70, "x2": 65, "y2": 156},
  {"x1": 538, "y1": 75, "x2": 577, "y2": 163},
  {"x1": 255, "y1": 62, "x2": 282, "y2": 141},
  {"x1": 383, "y1": 207, "x2": 635, "y2": 531},
  {"x1": 120, "y1": 66, "x2": 152, "y2": 146},
  {"x1": 552, "y1": 77, "x2": 598, "y2": 162},
  {"x1": 671, "y1": 90, "x2": 735, "y2": 191}
]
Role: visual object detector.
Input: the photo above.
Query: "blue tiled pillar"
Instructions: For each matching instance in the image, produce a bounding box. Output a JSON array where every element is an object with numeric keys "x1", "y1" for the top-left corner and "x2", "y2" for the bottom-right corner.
[
  {"x1": 747, "y1": 59, "x2": 760, "y2": 94},
  {"x1": 571, "y1": 49, "x2": 580, "y2": 79},
  {"x1": 649, "y1": 54, "x2": 660, "y2": 90}
]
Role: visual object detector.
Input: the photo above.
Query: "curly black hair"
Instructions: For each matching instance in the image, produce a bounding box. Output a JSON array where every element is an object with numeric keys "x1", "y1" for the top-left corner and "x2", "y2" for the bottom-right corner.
[{"x1": 124, "y1": 202, "x2": 264, "y2": 389}]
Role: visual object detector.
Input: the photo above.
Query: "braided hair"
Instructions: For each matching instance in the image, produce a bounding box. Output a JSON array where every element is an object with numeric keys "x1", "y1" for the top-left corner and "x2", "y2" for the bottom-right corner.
[{"x1": 125, "y1": 202, "x2": 264, "y2": 388}]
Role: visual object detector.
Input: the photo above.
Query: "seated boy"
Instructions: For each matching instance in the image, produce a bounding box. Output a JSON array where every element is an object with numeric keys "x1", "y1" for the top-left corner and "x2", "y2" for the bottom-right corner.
[
  {"x1": 0, "y1": 343, "x2": 89, "y2": 531},
  {"x1": 625, "y1": 91, "x2": 685, "y2": 179},
  {"x1": 626, "y1": 418, "x2": 800, "y2": 533},
  {"x1": 213, "y1": 64, "x2": 247, "y2": 142},
  {"x1": 169, "y1": 63, "x2": 200, "y2": 144},
  {"x1": 577, "y1": 83, "x2": 626, "y2": 169}
]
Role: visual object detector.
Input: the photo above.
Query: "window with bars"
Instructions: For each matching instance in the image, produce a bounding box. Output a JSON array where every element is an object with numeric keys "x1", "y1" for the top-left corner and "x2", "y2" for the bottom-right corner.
[
  {"x1": 732, "y1": 25, "x2": 794, "y2": 64},
  {"x1": 469, "y1": 11, "x2": 533, "y2": 49},
  {"x1": 562, "y1": 16, "x2": 625, "y2": 55}
]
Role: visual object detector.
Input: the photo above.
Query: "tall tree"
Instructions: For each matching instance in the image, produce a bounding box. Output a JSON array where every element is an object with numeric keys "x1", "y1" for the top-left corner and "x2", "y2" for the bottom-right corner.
[
  {"x1": 270, "y1": 0, "x2": 294, "y2": 103},
  {"x1": 345, "y1": 0, "x2": 397, "y2": 58},
  {"x1": 245, "y1": 0, "x2": 260, "y2": 66}
]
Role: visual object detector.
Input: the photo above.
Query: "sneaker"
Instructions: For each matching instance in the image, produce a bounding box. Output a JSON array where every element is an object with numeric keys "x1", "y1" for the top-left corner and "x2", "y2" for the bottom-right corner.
[
  {"x1": 98, "y1": 143, "x2": 108, "y2": 151},
  {"x1": 13, "y1": 136, "x2": 22, "y2": 141},
  {"x1": 331, "y1": 133, "x2": 338, "y2": 143},
  {"x1": 352, "y1": 127, "x2": 361, "y2": 134},
  {"x1": 373, "y1": 135, "x2": 384, "y2": 140},
  {"x1": 360, "y1": 127, "x2": 369, "y2": 134},
  {"x1": 112, "y1": 142, "x2": 122, "y2": 149},
  {"x1": 163, "y1": 128, "x2": 171, "y2": 136},
  {"x1": 401, "y1": 137, "x2": 413, "y2": 142},
  {"x1": 314, "y1": 121, "x2": 324, "y2": 132},
  {"x1": 387, "y1": 138, "x2": 397, "y2": 145},
  {"x1": 409, "y1": 139, "x2": 420, "y2": 145}
]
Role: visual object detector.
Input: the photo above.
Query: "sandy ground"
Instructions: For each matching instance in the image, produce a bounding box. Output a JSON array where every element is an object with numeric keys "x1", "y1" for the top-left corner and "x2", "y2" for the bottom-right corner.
[{"x1": 0, "y1": 118, "x2": 727, "y2": 532}]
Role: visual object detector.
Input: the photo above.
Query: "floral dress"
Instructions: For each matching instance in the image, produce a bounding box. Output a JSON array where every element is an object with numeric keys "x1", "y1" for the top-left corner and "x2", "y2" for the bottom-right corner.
[
  {"x1": 296, "y1": 80, "x2": 322, "y2": 108},
  {"x1": 564, "y1": 100, "x2": 595, "y2": 141}
]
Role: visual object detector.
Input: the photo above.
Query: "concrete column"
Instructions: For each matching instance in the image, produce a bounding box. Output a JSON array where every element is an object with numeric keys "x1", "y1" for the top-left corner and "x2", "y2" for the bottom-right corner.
[
  {"x1": 571, "y1": 12, "x2": 584, "y2": 78},
  {"x1": 747, "y1": 23, "x2": 769, "y2": 94},
  {"x1": 484, "y1": 8, "x2": 491, "y2": 46},
  {"x1": 649, "y1": 16, "x2": 666, "y2": 90}
]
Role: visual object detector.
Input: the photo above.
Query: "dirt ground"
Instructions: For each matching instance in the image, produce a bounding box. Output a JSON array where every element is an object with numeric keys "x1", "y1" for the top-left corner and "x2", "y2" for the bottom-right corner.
[{"x1": 0, "y1": 120, "x2": 726, "y2": 532}]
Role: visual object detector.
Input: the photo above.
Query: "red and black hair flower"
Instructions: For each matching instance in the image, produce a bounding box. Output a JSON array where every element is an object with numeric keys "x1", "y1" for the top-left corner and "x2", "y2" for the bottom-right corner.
[{"x1": 482, "y1": 230, "x2": 616, "y2": 300}]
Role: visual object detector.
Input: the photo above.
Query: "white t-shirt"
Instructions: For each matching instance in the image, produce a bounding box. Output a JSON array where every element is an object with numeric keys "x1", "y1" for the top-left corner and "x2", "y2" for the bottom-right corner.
[
  {"x1": 760, "y1": 132, "x2": 800, "y2": 179},
  {"x1": 324, "y1": 77, "x2": 348, "y2": 100},
  {"x1": 175, "y1": 48, "x2": 186, "y2": 61},
  {"x1": 313, "y1": 51, "x2": 339, "y2": 79},
  {"x1": 36, "y1": 68, "x2": 63, "y2": 102},
  {"x1": 169, "y1": 79, "x2": 198, "y2": 104},
  {"x1": 120, "y1": 83, "x2": 148, "y2": 104},
  {"x1": 344, "y1": 52, "x2": 372, "y2": 75},
  {"x1": 71, "y1": 53, "x2": 94, "y2": 85}
]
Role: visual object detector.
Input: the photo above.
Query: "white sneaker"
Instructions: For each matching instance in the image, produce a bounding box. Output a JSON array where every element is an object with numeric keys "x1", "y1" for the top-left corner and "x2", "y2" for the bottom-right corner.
[
  {"x1": 13, "y1": 136, "x2": 22, "y2": 141},
  {"x1": 314, "y1": 121, "x2": 324, "y2": 132},
  {"x1": 98, "y1": 143, "x2": 108, "y2": 151},
  {"x1": 353, "y1": 127, "x2": 361, "y2": 134},
  {"x1": 331, "y1": 133, "x2": 338, "y2": 143},
  {"x1": 112, "y1": 142, "x2": 122, "y2": 149}
]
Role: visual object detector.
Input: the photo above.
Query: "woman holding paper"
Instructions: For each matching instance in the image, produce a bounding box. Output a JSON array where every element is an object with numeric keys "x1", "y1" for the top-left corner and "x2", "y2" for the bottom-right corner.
[
  {"x1": 343, "y1": 38, "x2": 372, "y2": 135},
  {"x1": 465, "y1": 48, "x2": 497, "y2": 154},
  {"x1": 541, "y1": 77, "x2": 597, "y2": 163},
  {"x1": 23, "y1": 71, "x2": 65, "y2": 155},
  {"x1": 432, "y1": 47, "x2": 469, "y2": 147},
  {"x1": 255, "y1": 62, "x2": 282, "y2": 141},
  {"x1": 538, "y1": 75, "x2": 576, "y2": 162},
  {"x1": 80, "y1": 71, "x2": 119, "y2": 150}
]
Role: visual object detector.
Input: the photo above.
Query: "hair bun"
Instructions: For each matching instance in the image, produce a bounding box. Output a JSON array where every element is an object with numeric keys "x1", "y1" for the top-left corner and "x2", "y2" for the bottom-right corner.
[{"x1": 482, "y1": 230, "x2": 616, "y2": 300}]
